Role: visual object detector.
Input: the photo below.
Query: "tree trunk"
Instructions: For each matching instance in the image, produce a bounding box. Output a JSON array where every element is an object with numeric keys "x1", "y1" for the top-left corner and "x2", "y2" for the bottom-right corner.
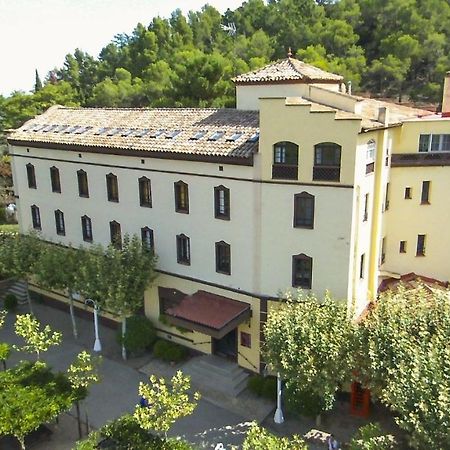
[
  {"x1": 25, "y1": 279, "x2": 33, "y2": 315},
  {"x1": 76, "y1": 400, "x2": 82, "y2": 439},
  {"x1": 121, "y1": 317, "x2": 127, "y2": 360},
  {"x1": 18, "y1": 435, "x2": 26, "y2": 450},
  {"x1": 68, "y1": 290, "x2": 78, "y2": 339}
]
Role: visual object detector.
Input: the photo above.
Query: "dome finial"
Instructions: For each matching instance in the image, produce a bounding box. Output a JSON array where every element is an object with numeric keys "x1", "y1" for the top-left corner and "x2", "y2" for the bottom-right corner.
[{"x1": 287, "y1": 47, "x2": 293, "y2": 58}]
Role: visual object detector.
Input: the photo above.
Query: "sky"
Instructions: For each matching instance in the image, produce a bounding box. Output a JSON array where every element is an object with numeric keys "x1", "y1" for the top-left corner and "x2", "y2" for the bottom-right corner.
[{"x1": 0, "y1": 0, "x2": 245, "y2": 96}]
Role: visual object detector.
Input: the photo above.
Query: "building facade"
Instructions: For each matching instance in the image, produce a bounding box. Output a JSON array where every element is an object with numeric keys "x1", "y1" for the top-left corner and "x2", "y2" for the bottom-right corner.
[{"x1": 7, "y1": 59, "x2": 450, "y2": 372}]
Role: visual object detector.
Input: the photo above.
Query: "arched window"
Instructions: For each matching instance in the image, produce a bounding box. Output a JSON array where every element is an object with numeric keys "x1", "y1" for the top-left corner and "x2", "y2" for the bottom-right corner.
[
  {"x1": 30, "y1": 205, "x2": 41, "y2": 230},
  {"x1": 366, "y1": 140, "x2": 376, "y2": 174},
  {"x1": 292, "y1": 253, "x2": 313, "y2": 289},
  {"x1": 272, "y1": 141, "x2": 299, "y2": 180},
  {"x1": 50, "y1": 166, "x2": 61, "y2": 193},
  {"x1": 141, "y1": 226, "x2": 154, "y2": 252},
  {"x1": 214, "y1": 185, "x2": 230, "y2": 220},
  {"x1": 106, "y1": 173, "x2": 119, "y2": 202},
  {"x1": 54, "y1": 210, "x2": 65, "y2": 236},
  {"x1": 215, "y1": 241, "x2": 231, "y2": 275},
  {"x1": 176, "y1": 234, "x2": 190, "y2": 265},
  {"x1": 139, "y1": 177, "x2": 152, "y2": 207},
  {"x1": 81, "y1": 215, "x2": 93, "y2": 242},
  {"x1": 77, "y1": 170, "x2": 89, "y2": 197},
  {"x1": 293, "y1": 192, "x2": 315, "y2": 228},
  {"x1": 174, "y1": 181, "x2": 189, "y2": 213},
  {"x1": 110, "y1": 220, "x2": 122, "y2": 249},
  {"x1": 26, "y1": 163, "x2": 37, "y2": 189},
  {"x1": 313, "y1": 142, "x2": 341, "y2": 181}
]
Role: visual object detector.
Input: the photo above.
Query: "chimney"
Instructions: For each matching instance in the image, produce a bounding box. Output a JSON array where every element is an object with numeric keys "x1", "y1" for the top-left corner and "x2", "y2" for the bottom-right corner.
[
  {"x1": 442, "y1": 71, "x2": 450, "y2": 115},
  {"x1": 378, "y1": 106, "x2": 389, "y2": 125}
]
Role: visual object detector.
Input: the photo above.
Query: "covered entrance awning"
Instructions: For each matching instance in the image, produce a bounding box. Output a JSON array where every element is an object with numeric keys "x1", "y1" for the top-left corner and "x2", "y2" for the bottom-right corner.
[{"x1": 165, "y1": 290, "x2": 251, "y2": 339}]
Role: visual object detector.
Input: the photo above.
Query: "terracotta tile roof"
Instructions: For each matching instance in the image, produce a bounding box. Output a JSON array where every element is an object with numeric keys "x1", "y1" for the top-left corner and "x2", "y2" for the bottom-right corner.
[
  {"x1": 166, "y1": 290, "x2": 250, "y2": 331},
  {"x1": 378, "y1": 272, "x2": 449, "y2": 294},
  {"x1": 8, "y1": 106, "x2": 260, "y2": 159},
  {"x1": 233, "y1": 57, "x2": 343, "y2": 84}
]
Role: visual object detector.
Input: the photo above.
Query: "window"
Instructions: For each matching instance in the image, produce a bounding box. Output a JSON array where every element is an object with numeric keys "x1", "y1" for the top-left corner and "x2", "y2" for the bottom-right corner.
[
  {"x1": 421, "y1": 181, "x2": 430, "y2": 204},
  {"x1": 215, "y1": 241, "x2": 231, "y2": 275},
  {"x1": 240, "y1": 332, "x2": 251, "y2": 348},
  {"x1": 81, "y1": 215, "x2": 93, "y2": 242},
  {"x1": 176, "y1": 234, "x2": 190, "y2": 265},
  {"x1": 214, "y1": 185, "x2": 230, "y2": 220},
  {"x1": 399, "y1": 241, "x2": 407, "y2": 253},
  {"x1": 419, "y1": 134, "x2": 450, "y2": 152},
  {"x1": 313, "y1": 143, "x2": 341, "y2": 181},
  {"x1": 174, "y1": 181, "x2": 189, "y2": 213},
  {"x1": 363, "y1": 193, "x2": 369, "y2": 222},
  {"x1": 416, "y1": 234, "x2": 426, "y2": 256},
  {"x1": 366, "y1": 140, "x2": 375, "y2": 174},
  {"x1": 138, "y1": 177, "x2": 152, "y2": 207},
  {"x1": 272, "y1": 141, "x2": 299, "y2": 180},
  {"x1": 106, "y1": 173, "x2": 119, "y2": 202},
  {"x1": 110, "y1": 221, "x2": 122, "y2": 249},
  {"x1": 54, "y1": 210, "x2": 65, "y2": 236},
  {"x1": 141, "y1": 227, "x2": 154, "y2": 253},
  {"x1": 404, "y1": 187, "x2": 412, "y2": 199},
  {"x1": 31, "y1": 205, "x2": 41, "y2": 230},
  {"x1": 293, "y1": 192, "x2": 314, "y2": 228},
  {"x1": 77, "y1": 170, "x2": 89, "y2": 197},
  {"x1": 384, "y1": 183, "x2": 390, "y2": 211},
  {"x1": 50, "y1": 166, "x2": 61, "y2": 193},
  {"x1": 292, "y1": 254, "x2": 312, "y2": 289},
  {"x1": 380, "y1": 237, "x2": 386, "y2": 264},
  {"x1": 360, "y1": 254, "x2": 365, "y2": 279},
  {"x1": 26, "y1": 163, "x2": 37, "y2": 189}
]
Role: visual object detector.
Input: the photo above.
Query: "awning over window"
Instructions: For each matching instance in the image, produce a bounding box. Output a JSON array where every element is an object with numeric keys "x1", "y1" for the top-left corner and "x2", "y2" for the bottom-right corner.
[{"x1": 165, "y1": 290, "x2": 251, "y2": 339}]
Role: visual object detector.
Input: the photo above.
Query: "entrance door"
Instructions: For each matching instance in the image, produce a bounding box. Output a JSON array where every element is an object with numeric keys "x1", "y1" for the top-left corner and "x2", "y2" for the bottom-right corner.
[{"x1": 213, "y1": 329, "x2": 237, "y2": 361}]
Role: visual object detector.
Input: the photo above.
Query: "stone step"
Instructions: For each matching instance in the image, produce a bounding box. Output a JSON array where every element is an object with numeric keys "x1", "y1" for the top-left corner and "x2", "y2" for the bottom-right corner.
[
  {"x1": 2, "y1": 280, "x2": 28, "y2": 303},
  {"x1": 195, "y1": 355, "x2": 244, "y2": 379}
]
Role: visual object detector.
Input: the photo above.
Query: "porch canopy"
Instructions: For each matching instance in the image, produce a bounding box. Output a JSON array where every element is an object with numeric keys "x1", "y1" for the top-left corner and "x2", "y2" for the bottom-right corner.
[{"x1": 165, "y1": 290, "x2": 251, "y2": 339}]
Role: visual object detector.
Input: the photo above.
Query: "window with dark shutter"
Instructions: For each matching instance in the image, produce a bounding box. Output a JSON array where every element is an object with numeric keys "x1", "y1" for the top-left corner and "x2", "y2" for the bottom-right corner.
[
  {"x1": 174, "y1": 181, "x2": 189, "y2": 213},
  {"x1": 54, "y1": 210, "x2": 65, "y2": 236},
  {"x1": 176, "y1": 234, "x2": 190, "y2": 264},
  {"x1": 416, "y1": 235, "x2": 426, "y2": 256},
  {"x1": 110, "y1": 221, "x2": 122, "y2": 249},
  {"x1": 272, "y1": 141, "x2": 299, "y2": 180},
  {"x1": 292, "y1": 254, "x2": 312, "y2": 289},
  {"x1": 141, "y1": 227, "x2": 154, "y2": 253},
  {"x1": 31, "y1": 205, "x2": 41, "y2": 230},
  {"x1": 214, "y1": 185, "x2": 230, "y2": 220},
  {"x1": 77, "y1": 170, "x2": 89, "y2": 197},
  {"x1": 421, "y1": 181, "x2": 430, "y2": 204},
  {"x1": 26, "y1": 163, "x2": 37, "y2": 189},
  {"x1": 139, "y1": 177, "x2": 152, "y2": 207},
  {"x1": 215, "y1": 241, "x2": 231, "y2": 275},
  {"x1": 106, "y1": 173, "x2": 119, "y2": 202},
  {"x1": 293, "y1": 192, "x2": 314, "y2": 228},
  {"x1": 313, "y1": 143, "x2": 341, "y2": 181},
  {"x1": 81, "y1": 215, "x2": 93, "y2": 242},
  {"x1": 50, "y1": 166, "x2": 61, "y2": 193}
]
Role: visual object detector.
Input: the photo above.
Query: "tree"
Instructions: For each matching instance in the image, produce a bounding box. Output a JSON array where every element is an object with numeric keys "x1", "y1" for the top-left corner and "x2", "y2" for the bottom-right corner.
[
  {"x1": 356, "y1": 286, "x2": 450, "y2": 450},
  {"x1": 0, "y1": 310, "x2": 10, "y2": 370},
  {"x1": 101, "y1": 234, "x2": 157, "y2": 360},
  {"x1": 14, "y1": 314, "x2": 62, "y2": 360},
  {"x1": 67, "y1": 351, "x2": 100, "y2": 439},
  {"x1": 264, "y1": 293, "x2": 356, "y2": 414},
  {"x1": 35, "y1": 244, "x2": 81, "y2": 339},
  {"x1": 34, "y1": 69, "x2": 43, "y2": 93},
  {"x1": 134, "y1": 371, "x2": 200, "y2": 438},
  {"x1": 348, "y1": 423, "x2": 396, "y2": 450},
  {"x1": 242, "y1": 422, "x2": 307, "y2": 449}
]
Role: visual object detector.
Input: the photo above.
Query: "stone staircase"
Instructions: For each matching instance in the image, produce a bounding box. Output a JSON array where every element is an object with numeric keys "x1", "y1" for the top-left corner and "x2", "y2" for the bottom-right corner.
[
  {"x1": 182, "y1": 354, "x2": 250, "y2": 397},
  {"x1": 0, "y1": 279, "x2": 28, "y2": 304}
]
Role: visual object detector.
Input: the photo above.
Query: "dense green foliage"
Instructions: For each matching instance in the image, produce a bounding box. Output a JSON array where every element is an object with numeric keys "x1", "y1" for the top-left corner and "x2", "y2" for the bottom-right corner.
[
  {"x1": 247, "y1": 374, "x2": 277, "y2": 400},
  {"x1": 153, "y1": 339, "x2": 188, "y2": 363},
  {"x1": 0, "y1": 0, "x2": 448, "y2": 137},
  {"x1": 347, "y1": 423, "x2": 396, "y2": 450},
  {"x1": 117, "y1": 315, "x2": 157, "y2": 354},
  {"x1": 242, "y1": 422, "x2": 307, "y2": 450}
]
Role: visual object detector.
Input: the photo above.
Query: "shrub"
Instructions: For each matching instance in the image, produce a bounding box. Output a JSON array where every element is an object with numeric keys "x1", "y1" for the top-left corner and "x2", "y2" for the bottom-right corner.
[
  {"x1": 248, "y1": 375, "x2": 265, "y2": 396},
  {"x1": 117, "y1": 315, "x2": 156, "y2": 355},
  {"x1": 348, "y1": 423, "x2": 396, "y2": 450},
  {"x1": 243, "y1": 423, "x2": 308, "y2": 450},
  {"x1": 261, "y1": 376, "x2": 277, "y2": 400},
  {"x1": 284, "y1": 382, "x2": 327, "y2": 418},
  {"x1": 3, "y1": 293, "x2": 18, "y2": 311},
  {"x1": 153, "y1": 339, "x2": 188, "y2": 363}
]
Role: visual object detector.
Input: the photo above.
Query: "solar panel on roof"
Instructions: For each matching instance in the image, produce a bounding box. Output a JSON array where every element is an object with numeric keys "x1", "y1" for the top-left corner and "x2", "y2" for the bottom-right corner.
[
  {"x1": 165, "y1": 130, "x2": 181, "y2": 139},
  {"x1": 149, "y1": 129, "x2": 164, "y2": 138},
  {"x1": 134, "y1": 129, "x2": 150, "y2": 137},
  {"x1": 32, "y1": 124, "x2": 46, "y2": 132},
  {"x1": 64, "y1": 126, "x2": 80, "y2": 133},
  {"x1": 94, "y1": 127, "x2": 110, "y2": 135},
  {"x1": 121, "y1": 129, "x2": 136, "y2": 137},
  {"x1": 208, "y1": 131, "x2": 225, "y2": 141},
  {"x1": 54, "y1": 125, "x2": 69, "y2": 133},
  {"x1": 74, "y1": 126, "x2": 91, "y2": 134},
  {"x1": 190, "y1": 131, "x2": 207, "y2": 140},
  {"x1": 226, "y1": 132, "x2": 243, "y2": 142},
  {"x1": 106, "y1": 128, "x2": 123, "y2": 136},
  {"x1": 42, "y1": 124, "x2": 58, "y2": 132},
  {"x1": 247, "y1": 132, "x2": 260, "y2": 143}
]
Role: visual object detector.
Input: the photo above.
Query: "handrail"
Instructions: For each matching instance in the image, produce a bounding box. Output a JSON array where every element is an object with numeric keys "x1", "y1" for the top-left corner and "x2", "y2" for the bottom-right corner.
[{"x1": 237, "y1": 350, "x2": 259, "y2": 372}]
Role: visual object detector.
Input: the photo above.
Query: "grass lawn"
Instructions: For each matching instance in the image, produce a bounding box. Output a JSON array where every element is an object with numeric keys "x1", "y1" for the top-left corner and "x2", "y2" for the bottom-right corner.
[{"x1": 0, "y1": 223, "x2": 19, "y2": 233}]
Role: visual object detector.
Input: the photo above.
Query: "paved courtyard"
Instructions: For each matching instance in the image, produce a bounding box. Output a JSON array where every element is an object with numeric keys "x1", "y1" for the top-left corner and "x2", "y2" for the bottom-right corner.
[{"x1": 0, "y1": 299, "x2": 406, "y2": 449}]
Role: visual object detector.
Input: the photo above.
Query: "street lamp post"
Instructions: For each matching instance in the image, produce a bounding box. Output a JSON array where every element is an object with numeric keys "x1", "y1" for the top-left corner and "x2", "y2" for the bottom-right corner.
[
  {"x1": 274, "y1": 372, "x2": 284, "y2": 424},
  {"x1": 85, "y1": 299, "x2": 102, "y2": 352}
]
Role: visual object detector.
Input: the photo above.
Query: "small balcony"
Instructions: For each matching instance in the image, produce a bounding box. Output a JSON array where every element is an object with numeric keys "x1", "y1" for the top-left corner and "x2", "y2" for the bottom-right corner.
[
  {"x1": 313, "y1": 166, "x2": 340, "y2": 182},
  {"x1": 272, "y1": 164, "x2": 298, "y2": 180}
]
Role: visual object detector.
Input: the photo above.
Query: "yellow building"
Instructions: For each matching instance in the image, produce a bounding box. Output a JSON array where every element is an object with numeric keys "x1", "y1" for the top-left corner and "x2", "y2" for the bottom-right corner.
[{"x1": 7, "y1": 58, "x2": 450, "y2": 372}]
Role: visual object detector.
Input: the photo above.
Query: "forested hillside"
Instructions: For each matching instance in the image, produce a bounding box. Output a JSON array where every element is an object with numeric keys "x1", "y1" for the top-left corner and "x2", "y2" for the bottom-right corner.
[{"x1": 1, "y1": 0, "x2": 449, "y2": 135}]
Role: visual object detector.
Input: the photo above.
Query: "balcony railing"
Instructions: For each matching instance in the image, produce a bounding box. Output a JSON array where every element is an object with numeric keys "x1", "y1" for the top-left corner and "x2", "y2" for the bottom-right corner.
[
  {"x1": 313, "y1": 166, "x2": 340, "y2": 182},
  {"x1": 272, "y1": 164, "x2": 298, "y2": 180}
]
